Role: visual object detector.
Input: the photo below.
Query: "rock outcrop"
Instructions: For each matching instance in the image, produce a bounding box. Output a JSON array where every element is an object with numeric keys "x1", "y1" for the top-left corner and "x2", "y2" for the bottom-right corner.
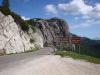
[
  {"x1": 31, "y1": 18, "x2": 70, "y2": 46},
  {"x1": 0, "y1": 12, "x2": 43, "y2": 54},
  {"x1": 0, "y1": 11, "x2": 70, "y2": 54}
]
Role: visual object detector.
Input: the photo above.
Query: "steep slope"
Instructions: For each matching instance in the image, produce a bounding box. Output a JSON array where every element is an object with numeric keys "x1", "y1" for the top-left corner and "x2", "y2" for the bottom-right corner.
[
  {"x1": 80, "y1": 37, "x2": 100, "y2": 58},
  {"x1": 28, "y1": 18, "x2": 69, "y2": 46},
  {"x1": 0, "y1": 12, "x2": 70, "y2": 54},
  {"x1": 0, "y1": 12, "x2": 43, "y2": 54},
  {"x1": 71, "y1": 33, "x2": 100, "y2": 58}
]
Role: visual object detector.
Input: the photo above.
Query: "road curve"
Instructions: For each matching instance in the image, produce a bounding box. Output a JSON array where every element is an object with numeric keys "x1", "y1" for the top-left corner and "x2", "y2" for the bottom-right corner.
[
  {"x1": 0, "y1": 47, "x2": 54, "y2": 71},
  {"x1": 0, "y1": 47, "x2": 100, "y2": 75}
]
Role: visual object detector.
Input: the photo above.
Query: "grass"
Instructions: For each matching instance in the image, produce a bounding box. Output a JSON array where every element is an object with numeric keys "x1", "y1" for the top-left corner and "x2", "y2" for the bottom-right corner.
[{"x1": 55, "y1": 50, "x2": 100, "y2": 64}]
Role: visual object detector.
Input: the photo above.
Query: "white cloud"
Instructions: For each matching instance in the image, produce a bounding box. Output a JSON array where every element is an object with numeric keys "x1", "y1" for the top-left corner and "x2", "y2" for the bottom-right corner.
[
  {"x1": 45, "y1": 4, "x2": 57, "y2": 15},
  {"x1": 95, "y1": 4, "x2": 100, "y2": 11},
  {"x1": 58, "y1": 3, "x2": 80, "y2": 15},
  {"x1": 58, "y1": 0, "x2": 93, "y2": 15},
  {"x1": 57, "y1": 0, "x2": 100, "y2": 29},
  {"x1": 44, "y1": 0, "x2": 100, "y2": 30},
  {"x1": 44, "y1": 0, "x2": 100, "y2": 19},
  {"x1": 70, "y1": 19, "x2": 95, "y2": 29},
  {"x1": 92, "y1": 3, "x2": 100, "y2": 18},
  {"x1": 21, "y1": 16, "x2": 30, "y2": 20},
  {"x1": 58, "y1": 0, "x2": 100, "y2": 19}
]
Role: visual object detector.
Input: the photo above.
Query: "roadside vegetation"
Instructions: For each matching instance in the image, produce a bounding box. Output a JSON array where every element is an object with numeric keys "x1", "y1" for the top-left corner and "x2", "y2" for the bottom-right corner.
[
  {"x1": 80, "y1": 37, "x2": 100, "y2": 58},
  {"x1": 71, "y1": 34, "x2": 100, "y2": 58},
  {"x1": 55, "y1": 50, "x2": 100, "y2": 64},
  {"x1": 0, "y1": 7, "x2": 29, "y2": 31},
  {"x1": 55, "y1": 43, "x2": 100, "y2": 64}
]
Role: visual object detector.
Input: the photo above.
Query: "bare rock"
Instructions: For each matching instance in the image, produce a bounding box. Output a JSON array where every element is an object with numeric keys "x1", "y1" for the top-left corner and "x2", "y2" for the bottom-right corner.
[{"x1": 0, "y1": 12, "x2": 43, "y2": 54}]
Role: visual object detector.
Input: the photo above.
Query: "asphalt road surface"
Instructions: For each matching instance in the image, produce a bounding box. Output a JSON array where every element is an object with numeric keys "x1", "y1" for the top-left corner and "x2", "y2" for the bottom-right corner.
[
  {"x1": 0, "y1": 47, "x2": 54, "y2": 71},
  {"x1": 0, "y1": 47, "x2": 100, "y2": 75}
]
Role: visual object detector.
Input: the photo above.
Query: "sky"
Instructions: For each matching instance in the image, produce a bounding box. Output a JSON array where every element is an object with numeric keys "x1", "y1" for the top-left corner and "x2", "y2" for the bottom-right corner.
[{"x1": 0, "y1": 0, "x2": 100, "y2": 39}]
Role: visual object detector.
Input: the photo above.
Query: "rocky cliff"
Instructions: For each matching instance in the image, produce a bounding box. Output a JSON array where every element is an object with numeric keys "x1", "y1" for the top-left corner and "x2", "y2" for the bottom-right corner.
[
  {"x1": 0, "y1": 11, "x2": 70, "y2": 54},
  {"x1": 30, "y1": 18, "x2": 70, "y2": 46},
  {"x1": 0, "y1": 12, "x2": 43, "y2": 54}
]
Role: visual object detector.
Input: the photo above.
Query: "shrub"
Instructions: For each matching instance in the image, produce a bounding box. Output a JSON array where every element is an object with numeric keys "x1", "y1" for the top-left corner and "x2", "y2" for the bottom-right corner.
[
  {"x1": 0, "y1": 7, "x2": 10, "y2": 15},
  {"x1": 0, "y1": 7, "x2": 29, "y2": 31},
  {"x1": 30, "y1": 38, "x2": 35, "y2": 43},
  {"x1": 55, "y1": 51, "x2": 100, "y2": 64},
  {"x1": 31, "y1": 26, "x2": 36, "y2": 32},
  {"x1": 20, "y1": 21, "x2": 29, "y2": 31}
]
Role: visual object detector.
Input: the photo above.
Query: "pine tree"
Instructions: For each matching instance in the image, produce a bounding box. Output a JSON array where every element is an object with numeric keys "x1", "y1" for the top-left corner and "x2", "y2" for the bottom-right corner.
[
  {"x1": 0, "y1": 0, "x2": 10, "y2": 15},
  {"x1": 2, "y1": 0, "x2": 9, "y2": 8}
]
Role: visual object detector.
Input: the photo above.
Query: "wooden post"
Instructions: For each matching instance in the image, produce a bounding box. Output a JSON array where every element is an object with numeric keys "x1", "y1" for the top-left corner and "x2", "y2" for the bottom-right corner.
[
  {"x1": 74, "y1": 44, "x2": 76, "y2": 51},
  {"x1": 79, "y1": 44, "x2": 80, "y2": 54}
]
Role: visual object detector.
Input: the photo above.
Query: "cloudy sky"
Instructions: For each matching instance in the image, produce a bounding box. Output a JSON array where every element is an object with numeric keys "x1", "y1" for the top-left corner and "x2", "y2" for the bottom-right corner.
[{"x1": 0, "y1": 0, "x2": 100, "y2": 39}]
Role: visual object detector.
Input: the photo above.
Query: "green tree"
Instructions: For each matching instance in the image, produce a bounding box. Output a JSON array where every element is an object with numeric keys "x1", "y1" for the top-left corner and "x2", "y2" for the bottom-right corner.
[
  {"x1": 2, "y1": 0, "x2": 9, "y2": 8},
  {"x1": 0, "y1": 0, "x2": 10, "y2": 14}
]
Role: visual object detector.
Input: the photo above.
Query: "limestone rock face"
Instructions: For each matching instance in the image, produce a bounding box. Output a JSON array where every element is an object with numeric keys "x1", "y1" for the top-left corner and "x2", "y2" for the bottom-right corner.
[
  {"x1": 34, "y1": 18, "x2": 69, "y2": 46},
  {"x1": 0, "y1": 11, "x2": 70, "y2": 54},
  {"x1": 0, "y1": 12, "x2": 43, "y2": 54}
]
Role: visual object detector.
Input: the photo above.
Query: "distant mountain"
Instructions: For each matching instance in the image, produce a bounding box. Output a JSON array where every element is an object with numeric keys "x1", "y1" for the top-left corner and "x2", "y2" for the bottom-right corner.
[
  {"x1": 92, "y1": 37, "x2": 100, "y2": 40},
  {"x1": 71, "y1": 34, "x2": 100, "y2": 58}
]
